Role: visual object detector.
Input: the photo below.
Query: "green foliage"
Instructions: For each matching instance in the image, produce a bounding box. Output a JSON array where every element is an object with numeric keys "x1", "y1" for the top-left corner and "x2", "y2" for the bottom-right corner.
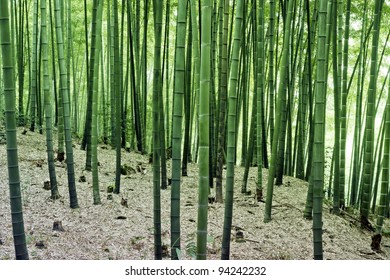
[
  {"x1": 176, "y1": 235, "x2": 214, "y2": 260},
  {"x1": 176, "y1": 241, "x2": 196, "y2": 260}
]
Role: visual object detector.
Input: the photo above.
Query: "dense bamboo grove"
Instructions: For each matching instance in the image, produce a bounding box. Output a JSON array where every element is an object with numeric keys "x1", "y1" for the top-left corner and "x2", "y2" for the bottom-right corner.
[{"x1": 0, "y1": 0, "x2": 389, "y2": 260}]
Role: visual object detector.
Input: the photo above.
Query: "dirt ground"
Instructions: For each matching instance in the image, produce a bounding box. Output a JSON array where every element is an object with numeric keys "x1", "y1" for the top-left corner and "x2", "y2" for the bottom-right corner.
[{"x1": 0, "y1": 128, "x2": 389, "y2": 260}]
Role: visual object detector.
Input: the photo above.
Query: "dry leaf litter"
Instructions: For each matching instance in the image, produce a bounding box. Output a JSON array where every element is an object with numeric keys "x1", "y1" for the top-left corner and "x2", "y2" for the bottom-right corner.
[{"x1": 0, "y1": 128, "x2": 389, "y2": 260}]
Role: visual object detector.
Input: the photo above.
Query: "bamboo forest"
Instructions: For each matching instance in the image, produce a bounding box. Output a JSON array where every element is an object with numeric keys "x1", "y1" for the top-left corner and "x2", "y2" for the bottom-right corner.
[{"x1": 0, "y1": 0, "x2": 390, "y2": 261}]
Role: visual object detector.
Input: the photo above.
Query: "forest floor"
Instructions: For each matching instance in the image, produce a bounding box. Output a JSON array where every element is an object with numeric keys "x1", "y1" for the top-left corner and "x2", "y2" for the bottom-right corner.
[{"x1": 0, "y1": 128, "x2": 390, "y2": 260}]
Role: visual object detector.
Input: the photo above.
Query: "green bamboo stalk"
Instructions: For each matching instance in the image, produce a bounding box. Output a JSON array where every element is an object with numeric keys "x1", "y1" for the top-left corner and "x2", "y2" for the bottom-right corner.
[
  {"x1": 163, "y1": 0, "x2": 170, "y2": 149},
  {"x1": 268, "y1": 0, "x2": 276, "y2": 146},
  {"x1": 128, "y1": 0, "x2": 144, "y2": 153},
  {"x1": 239, "y1": 1, "x2": 248, "y2": 167},
  {"x1": 101, "y1": 45, "x2": 108, "y2": 143},
  {"x1": 92, "y1": 0, "x2": 103, "y2": 205},
  {"x1": 84, "y1": 0, "x2": 100, "y2": 170},
  {"x1": 350, "y1": 0, "x2": 368, "y2": 206},
  {"x1": 241, "y1": 88, "x2": 257, "y2": 194},
  {"x1": 371, "y1": 117, "x2": 385, "y2": 214},
  {"x1": 264, "y1": 0, "x2": 294, "y2": 223},
  {"x1": 360, "y1": 0, "x2": 383, "y2": 228},
  {"x1": 340, "y1": 0, "x2": 350, "y2": 211},
  {"x1": 312, "y1": 0, "x2": 327, "y2": 260},
  {"x1": 113, "y1": 0, "x2": 122, "y2": 194},
  {"x1": 17, "y1": 0, "x2": 25, "y2": 126},
  {"x1": 242, "y1": 5, "x2": 257, "y2": 182},
  {"x1": 256, "y1": 0, "x2": 264, "y2": 200},
  {"x1": 209, "y1": 0, "x2": 217, "y2": 185},
  {"x1": 41, "y1": 0, "x2": 60, "y2": 200},
  {"x1": 182, "y1": 9, "x2": 192, "y2": 178},
  {"x1": 215, "y1": 0, "x2": 228, "y2": 203},
  {"x1": 336, "y1": 0, "x2": 343, "y2": 208},
  {"x1": 156, "y1": 10, "x2": 167, "y2": 190},
  {"x1": 107, "y1": 0, "x2": 116, "y2": 146},
  {"x1": 295, "y1": 0, "x2": 308, "y2": 180},
  {"x1": 221, "y1": 0, "x2": 243, "y2": 260},
  {"x1": 24, "y1": 0, "x2": 31, "y2": 122},
  {"x1": 152, "y1": 0, "x2": 163, "y2": 260},
  {"x1": 49, "y1": 0, "x2": 65, "y2": 162},
  {"x1": 54, "y1": 0, "x2": 79, "y2": 209},
  {"x1": 371, "y1": 75, "x2": 390, "y2": 249},
  {"x1": 69, "y1": 0, "x2": 79, "y2": 136},
  {"x1": 304, "y1": 0, "x2": 318, "y2": 182},
  {"x1": 30, "y1": 0, "x2": 38, "y2": 132},
  {"x1": 81, "y1": 0, "x2": 91, "y2": 151},
  {"x1": 170, "y1": 0, "x2": 188, "y2": 260},
  {"x1": 48, "y1": 0, "x2": 58, "y2": 125},
  {"x1": 66, "y1": 0, "x2": 72, "y2": 135},
  {"x1": 331, "y1": 0, "x2": 340, "y2": 215},
  {"x1": 142, "y1": 0, "x2": 149, "y2": 151},
  {"x1": 0, "y1": 0, "x2": 29, "y2": 259},
  {"x1": 197, "y1": 0, "x2": 211, "y2": 260}
]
